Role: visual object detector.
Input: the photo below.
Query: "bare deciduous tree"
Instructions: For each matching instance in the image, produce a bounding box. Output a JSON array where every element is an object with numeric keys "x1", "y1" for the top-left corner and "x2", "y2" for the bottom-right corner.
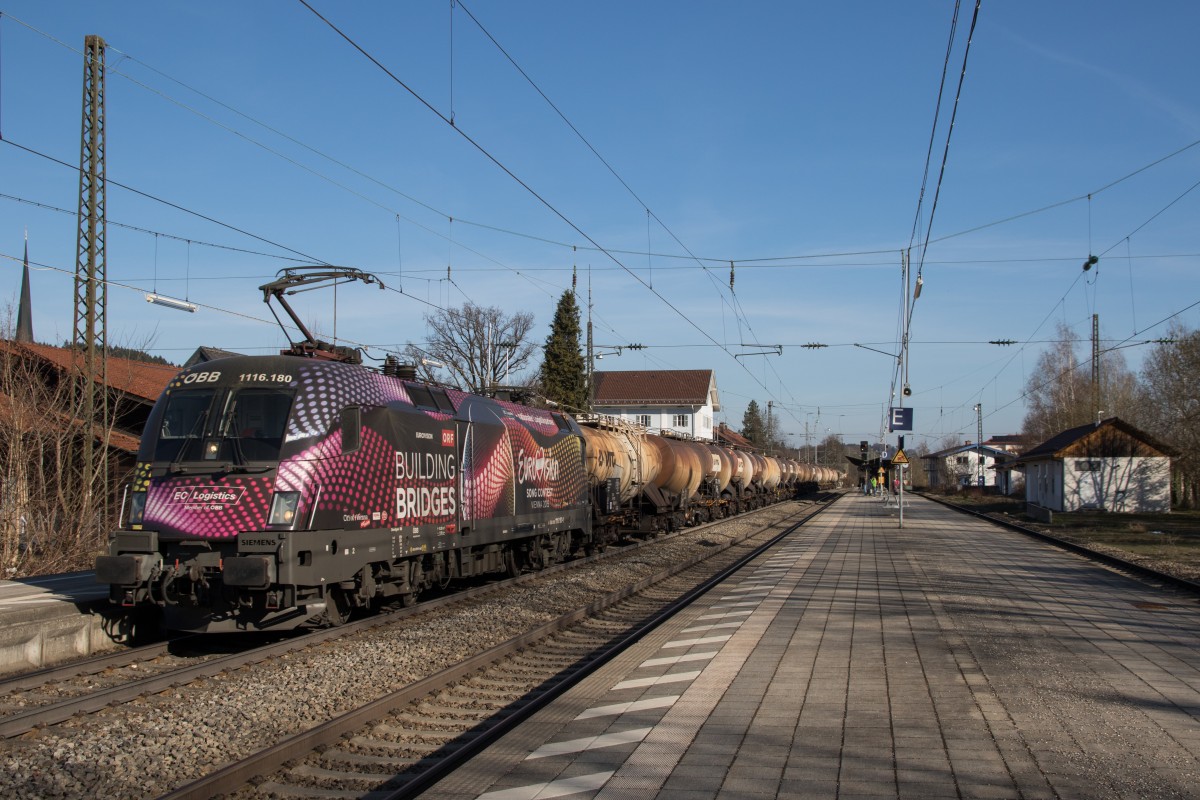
[
  {"x1": 403, "y1": 303, "x2": 537, "y2": 392},
  {"x1": 0, "y1": 344, "x2": 133, "y2": 576},
  {"x1": 1135, "y1": 321, "x2": 1200, "y2": 507},
  {"x1": 1021, "y1": 321, "x2": 1140, "y2": 444},
  {"x1": 0, "y1": 304, "x2": 149, "y2": 576}
]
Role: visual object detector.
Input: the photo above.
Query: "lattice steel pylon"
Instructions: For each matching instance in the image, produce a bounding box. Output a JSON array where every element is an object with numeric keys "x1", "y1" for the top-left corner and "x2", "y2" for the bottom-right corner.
[{"x1": 74, "y1": 34, "x2": 108, "y2": 513}]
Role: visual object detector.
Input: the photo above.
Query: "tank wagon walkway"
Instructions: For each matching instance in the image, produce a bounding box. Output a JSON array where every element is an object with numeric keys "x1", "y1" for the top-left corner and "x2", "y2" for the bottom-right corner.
[{"x1": 425, "y1": 492, "x2": 1200, "y2": 800}]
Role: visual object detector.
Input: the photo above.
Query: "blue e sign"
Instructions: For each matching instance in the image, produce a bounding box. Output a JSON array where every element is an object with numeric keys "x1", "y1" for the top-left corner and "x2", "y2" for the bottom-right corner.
[{"x1": 889, "y1": 407, "x2": 913, "y2": 432}]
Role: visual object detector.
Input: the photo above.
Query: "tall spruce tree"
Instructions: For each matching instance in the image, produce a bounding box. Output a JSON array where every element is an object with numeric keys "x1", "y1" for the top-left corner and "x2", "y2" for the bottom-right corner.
[
  {"x1": 741, "y1": 400, "x2": 766, "y2": 446},
  {"x1": 540, "y1": 290, "x2": 588, "y2": 411}
]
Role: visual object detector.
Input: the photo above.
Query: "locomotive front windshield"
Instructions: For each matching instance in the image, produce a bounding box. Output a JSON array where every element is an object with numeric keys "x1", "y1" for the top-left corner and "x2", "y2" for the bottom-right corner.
[
  {"x1": 155, "y1": 388, "x2": 217, "y2": 462},
  {"x1": 153, "y1": 387, "x2": 295, "y2": 464}
]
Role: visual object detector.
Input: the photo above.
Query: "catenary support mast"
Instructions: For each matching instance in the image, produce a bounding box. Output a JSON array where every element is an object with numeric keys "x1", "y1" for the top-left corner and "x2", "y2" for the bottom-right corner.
[{"x1": 74, "y1": 34, "x2": 109, "y2": 518}]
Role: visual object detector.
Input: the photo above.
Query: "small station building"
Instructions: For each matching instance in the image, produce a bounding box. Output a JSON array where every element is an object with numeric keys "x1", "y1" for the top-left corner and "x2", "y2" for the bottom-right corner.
[{"x1": 1009, "y1": 417, "x2": 1175, "y2": 514}]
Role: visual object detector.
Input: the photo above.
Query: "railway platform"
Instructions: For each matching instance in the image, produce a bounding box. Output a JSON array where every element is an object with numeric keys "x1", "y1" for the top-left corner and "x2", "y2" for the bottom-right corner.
[
  {"x1": 0, "y1": 571, "x2": 118, "y2": 675},
  {"x1": 424, "y1": 491, "x2": 1200, "y2": 799}
]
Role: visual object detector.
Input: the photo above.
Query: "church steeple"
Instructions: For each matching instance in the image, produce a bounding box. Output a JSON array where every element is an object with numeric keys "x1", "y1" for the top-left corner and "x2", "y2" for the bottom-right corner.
[{"x1": 16, "y1": 231, "x2": 34, "y2": 343}]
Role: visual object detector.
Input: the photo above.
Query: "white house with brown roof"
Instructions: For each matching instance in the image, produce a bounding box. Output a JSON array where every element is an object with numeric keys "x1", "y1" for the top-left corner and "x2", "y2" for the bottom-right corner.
[
  {"x1": 1010, "y1": 417, "x2": 1175, "y2": 513},
  {"x1": 591, "y1": 369, "x2": 719, "y2": 440},
  {"x1": 920, "y1": 441, "x2": 1015, "y2": 493}
]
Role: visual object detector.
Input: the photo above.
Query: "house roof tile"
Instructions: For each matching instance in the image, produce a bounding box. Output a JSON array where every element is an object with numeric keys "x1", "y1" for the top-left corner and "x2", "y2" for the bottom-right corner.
[
  {"x1": 1012, "y1": 417, "x2": 1177, "y2": 463},
  {"x1": 715, "y1": 423, "x2": 753, "y2": 449},
  {"x1": 921, "y1": 443, "x2": 1013, "y2": 460},
  {"x1": 592, "y1": 369, "x2": 718, "y2": 408},
  {"x1": 0, "y1": 341, "x2": 177, "y2": 402}
]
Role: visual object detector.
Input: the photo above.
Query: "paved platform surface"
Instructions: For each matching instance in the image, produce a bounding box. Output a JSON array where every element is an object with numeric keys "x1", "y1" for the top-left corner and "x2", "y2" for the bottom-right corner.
[{"x1": 424, "y1": 492, "x2": 1200, "y2": 799}]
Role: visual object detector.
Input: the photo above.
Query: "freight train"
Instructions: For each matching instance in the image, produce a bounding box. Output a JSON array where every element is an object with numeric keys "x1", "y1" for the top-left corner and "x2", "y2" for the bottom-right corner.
[{"x1": 95, "y1": 354, "x2": 840, "y2": 633}]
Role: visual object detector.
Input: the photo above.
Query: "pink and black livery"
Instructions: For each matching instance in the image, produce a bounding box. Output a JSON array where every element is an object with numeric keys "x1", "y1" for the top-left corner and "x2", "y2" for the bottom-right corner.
[{"x1": 96, "y1": 355, "x2": 591, "y2": 632}]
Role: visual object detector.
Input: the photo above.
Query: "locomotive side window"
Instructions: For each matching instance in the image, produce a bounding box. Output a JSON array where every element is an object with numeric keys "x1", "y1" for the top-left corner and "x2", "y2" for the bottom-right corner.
[
  {"x1": 155, "y1": 389, "x2": 217, "y2": 462},
  {"x1": 406, "y1": 384, "x2": 436, "y2": 409},
  {"x1": 430, "y1": 388, "x2": 454, "y2": 413},
  {"x1": 341, "y1": 406, "x2": 362, "y2": 454}
]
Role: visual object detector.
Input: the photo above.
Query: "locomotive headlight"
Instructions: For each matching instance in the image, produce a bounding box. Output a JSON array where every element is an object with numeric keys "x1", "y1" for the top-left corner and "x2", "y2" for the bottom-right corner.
[
  {"x1": 269, "y1": 491, "x2": 301, "y2": 527},
  {"x1": 128, "y1": 492, "x2": 147, "y2": 526}
]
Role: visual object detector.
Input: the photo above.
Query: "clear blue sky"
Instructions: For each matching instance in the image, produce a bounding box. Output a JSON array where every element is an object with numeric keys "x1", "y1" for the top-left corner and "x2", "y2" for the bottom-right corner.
[{"x1": 2, "y1": 2, "x2": 1198, "y2": 450}]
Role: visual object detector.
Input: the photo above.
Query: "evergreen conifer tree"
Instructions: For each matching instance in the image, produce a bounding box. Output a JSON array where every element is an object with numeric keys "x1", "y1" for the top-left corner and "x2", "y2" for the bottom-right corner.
[
  {"x1": 742, "y1": 400, "x2": 765, "y2": 445},
  {"x1": 541, "y1": 290, "x2": 588, "y2": 411}
]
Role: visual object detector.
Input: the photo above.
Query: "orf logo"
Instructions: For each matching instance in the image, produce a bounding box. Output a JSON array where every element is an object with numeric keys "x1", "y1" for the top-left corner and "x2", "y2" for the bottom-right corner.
[{"x1": 441, "y1": 429, "x2": 455, "y2": 447}]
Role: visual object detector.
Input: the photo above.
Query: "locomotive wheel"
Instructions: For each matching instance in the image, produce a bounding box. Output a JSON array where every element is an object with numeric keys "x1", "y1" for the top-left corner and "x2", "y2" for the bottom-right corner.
[
  {"x1": 401, "y1": 562, "x2": 423, "y2": 607},
  {"x1": 323, "y1": 587, "x2": 351, "y2": 627}
]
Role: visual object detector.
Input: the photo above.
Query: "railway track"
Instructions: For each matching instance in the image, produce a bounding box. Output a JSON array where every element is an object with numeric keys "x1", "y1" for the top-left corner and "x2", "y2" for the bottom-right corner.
[
  {"x1": 0, "y1": 495, "x2": 838, "y2": 798},
  {"x1": 168, "y1": 494, "x2": 841, "y2": 799},
  {"x1": 922, "y1": 493, "x2": 1200, "y2": 596},
  {"x1": 0, "y1": 521, "x2": 699, "y2": 740}
]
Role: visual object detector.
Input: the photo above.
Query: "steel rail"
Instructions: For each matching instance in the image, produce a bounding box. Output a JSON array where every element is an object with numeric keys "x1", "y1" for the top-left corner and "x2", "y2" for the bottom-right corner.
[{"x1": 0, "y1": 640, "x2": 176, "y2": 694}]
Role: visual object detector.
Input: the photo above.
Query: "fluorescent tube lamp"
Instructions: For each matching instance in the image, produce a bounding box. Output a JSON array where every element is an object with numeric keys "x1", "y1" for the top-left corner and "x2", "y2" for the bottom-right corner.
[{"x1": 146, "y1": 294, "x2": 197, "y2": 313}]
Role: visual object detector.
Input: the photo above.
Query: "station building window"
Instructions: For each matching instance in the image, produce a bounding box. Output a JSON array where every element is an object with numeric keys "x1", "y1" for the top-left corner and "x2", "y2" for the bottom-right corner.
[
  {"x1": 637, "y1": 414, "x2": 652, "y2": 428},
  {"x1": 673, "y1": 414, "x2": 689, "y2": 428}
]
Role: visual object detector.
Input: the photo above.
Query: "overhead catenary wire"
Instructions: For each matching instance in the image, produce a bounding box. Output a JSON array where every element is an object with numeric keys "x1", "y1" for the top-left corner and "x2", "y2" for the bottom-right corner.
[
  {"x1": 7, "y1": 185, "x2": 1193, "y2": 284},
  {"x1": 936, "y1": 169, "x2": 1200, "y2": 438},
  {"x1": 11, "y1": 4, "x2": 1198, "y2": 291},
  {"x1": 1, "y1": 13, "x2": 569, "y2": 305},
  {"x1": 908, "y1": 0, "x2": 962, "y2": 253},
  {"x1": 0, "y1": 192, "x2": 308, "y2": 264},
  {"x1": 913, "y1": 0, "x2": 982, "y2": 281},
  {"x1": 0, "y1": 248, "x2": 452, "y2": 355},
  {"x1": 295, "y1": 0, "x2": 801, "y2": 419},
  {"x1": 454, "y1": 0, "x2": 778, "y2": 383},
  {"x1": 891, "y1": 0, "x2": 982, "y2": 437},
  {"x1": 8, "y1": 9, "x2": 1196, "y2": 287},
  {"x1": 2, "y1": 139, "x2": 331, "y2": 265},
  {"x1": 6, "y1": 8, "x2": 1196, "y2": 441}
]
